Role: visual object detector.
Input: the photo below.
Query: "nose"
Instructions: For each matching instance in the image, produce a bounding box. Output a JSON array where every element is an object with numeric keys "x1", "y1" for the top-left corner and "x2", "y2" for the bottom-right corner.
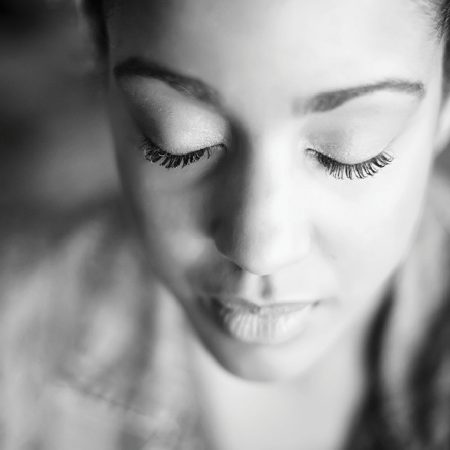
[{"x1": 210, "y1": 133, "x2": 311, "y2": 276}]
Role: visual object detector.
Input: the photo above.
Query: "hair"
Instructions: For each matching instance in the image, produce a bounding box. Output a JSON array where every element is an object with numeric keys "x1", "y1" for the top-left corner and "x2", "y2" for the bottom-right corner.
[
  {"x1": 82, "y1": 1, "x2": 450, "y2": 449},
  {"x1": 83, "y1": 0, "x2": 108, "y2": 57}
]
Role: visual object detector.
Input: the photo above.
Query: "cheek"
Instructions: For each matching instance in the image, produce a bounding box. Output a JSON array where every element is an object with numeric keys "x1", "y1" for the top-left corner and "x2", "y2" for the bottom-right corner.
[
  {"x1": 109, "y1": 94, "x2": 234, "y2": 313},
  {"x1": 120, "y1": 167, "x2": 213, "y2": 301},
  {"x1": 315, "y1": 124, "x2": 436, "y2": 303},
  {"x1": 315, "y1": 68, "x2": 441, "y2": 301},
  {"x1": 143, "y1": 191, "x2": 209, "y2": 261},
  {"x1": 121, "y1": 158, "x2": 211, "y2": 270},
  {"x1": 109, "y1": 105, "x2": 211, "y2": 294}
]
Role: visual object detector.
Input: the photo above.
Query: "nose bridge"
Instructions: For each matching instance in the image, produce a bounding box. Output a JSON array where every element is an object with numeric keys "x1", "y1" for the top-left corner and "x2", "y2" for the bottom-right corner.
[
  {"x1": 211, "y1": 128, "x2": 310, "y2": 275},
  {"x1": 239, "y1": 134, "x2": 289, "y2": 227}
]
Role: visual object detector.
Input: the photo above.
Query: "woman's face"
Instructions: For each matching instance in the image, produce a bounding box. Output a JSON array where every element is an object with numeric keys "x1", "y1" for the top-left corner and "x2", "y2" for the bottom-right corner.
[{"x1": 106, "y1": 0, "x2": 445, "y2": 380}]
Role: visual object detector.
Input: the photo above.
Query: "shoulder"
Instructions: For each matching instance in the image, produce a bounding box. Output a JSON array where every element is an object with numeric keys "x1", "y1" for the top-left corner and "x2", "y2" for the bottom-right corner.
[
  {"x1": 0, "y1": 197, "x2": 156, "y2": 445},
  {"x1": 0, "y1": 196, "x2": 145, "y2": 392},
  {"x1": 0, "y1": 197, "x2": 139, "y2": 303},
  {"x1": 0, "y1": 198, "x2": 197, "y2": 449}
]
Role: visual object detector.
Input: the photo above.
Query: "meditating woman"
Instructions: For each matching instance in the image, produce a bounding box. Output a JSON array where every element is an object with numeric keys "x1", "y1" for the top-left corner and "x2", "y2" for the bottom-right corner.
[{"x1": 1, "y1": 0, "x2": 450, "y2": 448}]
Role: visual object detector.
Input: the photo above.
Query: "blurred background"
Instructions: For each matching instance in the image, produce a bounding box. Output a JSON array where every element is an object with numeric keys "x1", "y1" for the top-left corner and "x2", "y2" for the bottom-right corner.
[
  {"x1": 0, "y1": 0, "x2": 117, "y2": 220},
  {"x1": 1, "y1": 0, "x2": 450, "y2": 220}
]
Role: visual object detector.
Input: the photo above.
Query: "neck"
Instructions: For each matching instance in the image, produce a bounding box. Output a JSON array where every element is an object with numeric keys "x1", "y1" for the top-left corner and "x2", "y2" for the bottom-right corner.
[{"x1": 186, "y1": 311, "x2": 372, "y2": 450}]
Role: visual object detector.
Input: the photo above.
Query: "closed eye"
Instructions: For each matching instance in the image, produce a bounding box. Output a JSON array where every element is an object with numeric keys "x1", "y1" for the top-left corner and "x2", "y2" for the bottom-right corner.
[
  {"x1": 308, "y1": 148, "x2": 394, "y2": 180},
  {"x1": 140, "y1": 136, "x2": 393, "y2": 179},
  {"x1": 140, "y1": 137, "x2": 226, "y2": 169}
]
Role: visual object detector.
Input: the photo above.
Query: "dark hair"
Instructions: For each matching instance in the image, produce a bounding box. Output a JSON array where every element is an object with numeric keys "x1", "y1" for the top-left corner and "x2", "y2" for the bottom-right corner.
[
  {"x1": 83, "y1": 0, "x2": 108, "y2": 56},
  {"x1": 83, "y1": 1, "x2": 450, "y2": 449}
]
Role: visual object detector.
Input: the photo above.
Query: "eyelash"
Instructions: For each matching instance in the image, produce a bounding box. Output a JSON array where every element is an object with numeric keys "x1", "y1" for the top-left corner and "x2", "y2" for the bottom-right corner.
[
  {"x1": 140, "y1": 136, "x2": 394, "y2": 180},
  {"x1": 141, "y1": 137, "x2": 218, "y2": 169},
  {"x1": 308, "y1": 149, "x2": 394, "y2": 180}
]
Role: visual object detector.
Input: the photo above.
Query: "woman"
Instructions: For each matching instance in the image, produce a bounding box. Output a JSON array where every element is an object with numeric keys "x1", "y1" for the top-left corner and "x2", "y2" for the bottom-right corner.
[{"x1": 1, "y1": 0, "x2": 450, "y2": 448}]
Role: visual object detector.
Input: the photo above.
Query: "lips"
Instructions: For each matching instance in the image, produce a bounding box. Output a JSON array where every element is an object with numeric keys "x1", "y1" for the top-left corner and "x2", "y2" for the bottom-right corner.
[{"x1": 201, "y1": 296, "x2": 318, "y2": 345}]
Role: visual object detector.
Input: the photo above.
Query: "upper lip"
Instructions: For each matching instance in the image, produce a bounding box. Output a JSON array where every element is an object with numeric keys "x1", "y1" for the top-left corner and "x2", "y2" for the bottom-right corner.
[{"x1": 207, "y1": 295, "x2": 318, "y2": 313}]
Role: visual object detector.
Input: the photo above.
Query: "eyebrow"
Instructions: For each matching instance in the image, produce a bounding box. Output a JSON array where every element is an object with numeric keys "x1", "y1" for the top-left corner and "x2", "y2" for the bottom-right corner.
[
  {"x1": 114, "y1": 57, "x2": 221, "y2": 105},
  {"x1": 114, "y1": 57, "x2": 425, "y2": 114},
  {"x1": 301, "y1": 79, "x2": 425, "y2": 113}
]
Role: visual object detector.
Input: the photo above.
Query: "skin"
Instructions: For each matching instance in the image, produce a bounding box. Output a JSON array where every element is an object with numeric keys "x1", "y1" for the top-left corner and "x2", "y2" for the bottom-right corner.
[{"x1": 104, "y1": 0, "x2": 448, "y2": 387}]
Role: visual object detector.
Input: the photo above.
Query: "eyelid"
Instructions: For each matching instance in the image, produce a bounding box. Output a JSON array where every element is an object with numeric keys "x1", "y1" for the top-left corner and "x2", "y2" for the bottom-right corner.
[
  {"x1": 140, "y1": 136, "x2": 225, "y2": 169},
  {"x1": 307, "y1": 148, "x2": 394, "y2": 180}
]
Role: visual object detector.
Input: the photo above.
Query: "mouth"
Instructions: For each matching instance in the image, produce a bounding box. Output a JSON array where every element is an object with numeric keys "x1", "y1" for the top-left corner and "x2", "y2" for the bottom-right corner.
[{"x1": 200, "y1": 295, "x2": 319, "y2": 345}]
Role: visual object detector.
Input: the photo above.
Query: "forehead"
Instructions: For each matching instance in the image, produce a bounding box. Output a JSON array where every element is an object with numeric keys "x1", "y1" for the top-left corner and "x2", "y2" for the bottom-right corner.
[{"x1": 107, "y1": 0, "x2": 440, "y2": 99}]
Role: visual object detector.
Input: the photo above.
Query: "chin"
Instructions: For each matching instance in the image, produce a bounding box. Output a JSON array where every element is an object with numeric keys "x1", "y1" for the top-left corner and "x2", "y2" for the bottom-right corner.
[
  {"x1": 185, "y1": 300, "x2": 340, "y2": 382},
  {"x1": 202, "y1": 340, "x2": 322, "y2": 382}
]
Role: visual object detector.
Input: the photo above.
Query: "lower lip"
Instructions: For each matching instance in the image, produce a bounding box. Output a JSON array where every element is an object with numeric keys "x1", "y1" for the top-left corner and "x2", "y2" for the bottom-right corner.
[{"x1": 202, "y1": 297, "x2": 317, "y2": 345}]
